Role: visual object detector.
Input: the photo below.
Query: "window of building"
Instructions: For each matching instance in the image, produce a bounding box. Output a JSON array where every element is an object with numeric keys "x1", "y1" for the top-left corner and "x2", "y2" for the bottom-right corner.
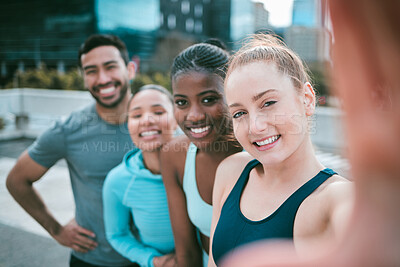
[
  {"x1": 195, "y1": 20, "x2": 203, "y2": 33},
  {"x1": 194, "y1": 4, "x2": 203, "y2": 17},
  {"x1": 203, "y1": 0, "x2": 210, "y2": 3},
  {"x1": 186, "y1": 18, "x2": 194, "y2": 32},
  {"x1": 181, "y1": 1, "x2": 190, "y2": 15},
  {"x1": 18, "y1": 61, "x2": 24, "y2": 73},
  {"x1": 168, "y1": 14, "x2": 176, "y2": 29},
  {"x1": 1, "y1": 62, "x2": 7, "y2": 76},
  {"x1": 160, "y1": 13, "x2": 164, "y2": 26}
]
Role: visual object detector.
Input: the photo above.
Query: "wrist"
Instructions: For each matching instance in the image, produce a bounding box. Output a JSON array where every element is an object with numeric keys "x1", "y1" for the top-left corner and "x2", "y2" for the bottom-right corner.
[
  {"x1": 47, "y1": 220, "x2": 62, "y2": 236},
  {"x1": 150, "y1": 254, "x2": 159, "y2": 267}
]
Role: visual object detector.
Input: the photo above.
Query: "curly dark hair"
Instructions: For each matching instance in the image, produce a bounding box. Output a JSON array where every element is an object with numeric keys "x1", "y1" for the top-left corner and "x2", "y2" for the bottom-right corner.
[{"x1": 78, "y1": 34, "x2": 129, "y2": 67}]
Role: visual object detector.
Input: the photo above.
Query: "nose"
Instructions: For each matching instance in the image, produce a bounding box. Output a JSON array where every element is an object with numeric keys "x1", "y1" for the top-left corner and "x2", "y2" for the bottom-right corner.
[
  {"x1": 186, "y1": 104, "x2": 206, "y2": 122},
  {"x1": 248, "y1": 113, "x2": 269, "y2": 135},
  {"x1": 141, "y1": 112, "x2": 156, "y2": 126},
  {"x1": 97, "y1": 68, "x2": 112, "y2": 85}
]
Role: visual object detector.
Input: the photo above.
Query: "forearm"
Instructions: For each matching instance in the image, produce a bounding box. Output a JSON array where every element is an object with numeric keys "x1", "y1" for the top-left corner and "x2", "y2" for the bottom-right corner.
[
  {"x1": 176, "y1": 248, "x2": 203, "y2": 267},
  {"x1": 107, "y1": 233, "x2": 161, "y2": 267},
  {"x1": 6, "y1": 177, "x2": 62, "y2": 236}
]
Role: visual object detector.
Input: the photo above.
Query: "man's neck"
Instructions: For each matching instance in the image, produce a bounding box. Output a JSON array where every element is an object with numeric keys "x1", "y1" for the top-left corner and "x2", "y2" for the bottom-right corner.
[{"x1": 96, "y1": 92, "x2": 131, "y2": 125}]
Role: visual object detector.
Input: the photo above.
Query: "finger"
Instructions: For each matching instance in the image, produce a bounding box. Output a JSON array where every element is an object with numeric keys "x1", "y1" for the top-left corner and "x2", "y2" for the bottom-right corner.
[
  {"x1": 71, "y1": 244, "x2": 89, "y2": 253},
  {"x1": 75, "y1": 235, "x2": 98, "y2": 250},
  {"x1": 75, "y1": 225, "x2": 96, "y2": 238}
]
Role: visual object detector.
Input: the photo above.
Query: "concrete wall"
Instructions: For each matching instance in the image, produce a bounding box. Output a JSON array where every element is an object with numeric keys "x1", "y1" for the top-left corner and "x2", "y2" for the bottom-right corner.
[
  {"x1": 0, "y1": 88, "x2": 93, "y2": 139},
  {"x1": 310, "y1": 107, "x2": 346, "y2": 153},
  {"x1": 0, "y1": 88, "x2": 93, "y2": 116},
  {"x1": 0, "y1": 88, "x2": 346, "y2": 153}
]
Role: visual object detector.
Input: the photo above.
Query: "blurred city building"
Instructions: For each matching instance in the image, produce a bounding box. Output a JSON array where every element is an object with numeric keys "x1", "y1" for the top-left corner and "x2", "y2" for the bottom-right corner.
[
  {"x1": 0, "y1": 0, "x2": 159, "y2": 83},
  {"x1": 0, "y1": 0, "x2": 271, "y2": 85},
  {"x1": 156, "y1": 0, "x2": 270, "y2": 69},
  {"x1": 284, "y1": 0, "x2": 331, "y2": 63}
]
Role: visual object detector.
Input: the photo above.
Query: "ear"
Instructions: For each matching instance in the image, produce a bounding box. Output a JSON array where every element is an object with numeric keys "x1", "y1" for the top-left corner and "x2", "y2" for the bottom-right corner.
[
  {"x1": 127, "y1": 61, "x2": 136, "y2": 80},
  {"x1": 303, "y1": 82, "x2": 316, "y2": 116}
]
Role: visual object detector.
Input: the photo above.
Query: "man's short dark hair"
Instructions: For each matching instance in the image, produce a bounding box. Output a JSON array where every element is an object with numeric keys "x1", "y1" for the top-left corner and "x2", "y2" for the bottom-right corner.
[{"x1": 78, "y1": 34, "x2": 129, "y2": 67}]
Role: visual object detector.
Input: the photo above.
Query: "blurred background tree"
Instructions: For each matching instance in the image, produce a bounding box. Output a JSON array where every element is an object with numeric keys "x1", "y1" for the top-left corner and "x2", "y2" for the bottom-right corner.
[{"x1": 4, "y1": 65, "x2": 172, "y2": 94}]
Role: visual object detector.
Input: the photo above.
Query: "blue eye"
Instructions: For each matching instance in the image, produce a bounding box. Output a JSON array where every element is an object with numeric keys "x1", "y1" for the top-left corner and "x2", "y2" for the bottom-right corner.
[
  {"x1": 233, "y1": 111, "x2": 246, "y2": 119},
  {"x1": 263, "y1": 101, "x2": 277, "y2": 107}
]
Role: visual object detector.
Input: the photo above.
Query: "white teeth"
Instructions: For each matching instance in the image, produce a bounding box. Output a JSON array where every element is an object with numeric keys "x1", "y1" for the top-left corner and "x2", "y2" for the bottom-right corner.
[
  {"x1": 255, "y1": 135, "x2": 279, "y2": 146},
  {"x1": 141, "y1": 130, "x2": 158, "y2": 137},
  {"x1": 100, "y1": 87, "x2": 116, "y2": 94},
  {"x1": 190, "y1": 126, "x2": 210, "y2": 134}
]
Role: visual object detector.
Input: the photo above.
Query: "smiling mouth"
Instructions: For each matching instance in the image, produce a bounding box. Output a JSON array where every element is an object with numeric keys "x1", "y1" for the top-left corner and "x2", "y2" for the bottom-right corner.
[
  {"x1": 186, "y1": 125, "x2": 212, "y2": 138},
  {"x1": 140, "y1": 130, "x2": 160, "y2": 137},
  {"x1": 100, "y1": 87, "x2": 116, "y2": 95},
  {"x1": 254, "y1": 135, "x2": 281, "y2": 146},
  {"x1": 190, "y1": 126, "x2": 210, "y2": 134}
]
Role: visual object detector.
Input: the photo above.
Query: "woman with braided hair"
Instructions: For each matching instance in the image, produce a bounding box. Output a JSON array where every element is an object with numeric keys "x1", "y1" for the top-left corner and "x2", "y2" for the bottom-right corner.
[{"x1": 161, "y1": 40, "x2": 242, "y2": 267}]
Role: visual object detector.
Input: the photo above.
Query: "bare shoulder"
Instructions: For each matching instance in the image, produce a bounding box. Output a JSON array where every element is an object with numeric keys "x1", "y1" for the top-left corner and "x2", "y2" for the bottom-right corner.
[
  {"x1": 295, "y1": 172, "x2": 354, "y2": 246},
  {"x1": 217, "y1": 151, "x2": 254, "y2": 179},
  {"x1": 214, "y1": 151, "x2": 254, "y2": 202},
  {"x1": 161, "y1": 135, "x2": 191, "y2": 184},
  {"x1": 321, "y1": 174, "x2": 353, "y2": 198},
  {"x1": 324, "y1": 174, "x2": 354, "y2": 203},
  {"x1": 298, "y1": 173, "x2": 353, "y2": 218},
  {"x1": 161, "y1": 135, "x2": 190, "y2": 162}
]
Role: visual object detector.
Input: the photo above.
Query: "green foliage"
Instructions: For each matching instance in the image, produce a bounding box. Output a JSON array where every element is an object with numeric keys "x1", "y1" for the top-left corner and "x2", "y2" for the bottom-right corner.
[
  {"x1": 131, "y1": 72, "x2": 171, "y2": 94},
  {"x1": 307, "y1": 62, "x2": 332, "y2": 98},
  {"x1": 0, "y1": 117, "x2": 4, "y2": 130},
  {"x1": 3, "y1": 66, "x2": 171, "y2": 94},
  {"x1": 310, "y1": 68, "x2": 329, "y2": 97},
  {"x1": 4, "y1": 65, "x2": 85, "y2": 90}
]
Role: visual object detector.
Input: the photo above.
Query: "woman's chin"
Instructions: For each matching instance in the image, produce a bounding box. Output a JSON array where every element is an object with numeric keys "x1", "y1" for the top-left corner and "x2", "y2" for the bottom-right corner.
[{"x1": 139, "y1": 142, "x2": 163, "y2": 153}]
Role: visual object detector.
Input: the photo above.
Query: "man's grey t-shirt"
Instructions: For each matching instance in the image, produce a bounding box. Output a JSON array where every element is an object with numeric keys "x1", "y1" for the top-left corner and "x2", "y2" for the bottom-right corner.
[{"x1": 28, "y1": 103, "x2": 136, "y2": 266}]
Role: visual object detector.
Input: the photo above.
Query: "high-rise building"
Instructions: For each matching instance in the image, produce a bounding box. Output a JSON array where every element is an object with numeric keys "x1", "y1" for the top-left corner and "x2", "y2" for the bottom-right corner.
[
  {"x1": 253, "y1": 2, "x2": 270, "y2": 33},
  {"x1": 285, "y1": 0, "x2": 331, "y2": 63},
  {"x1": 230, "y1": 0, "x2": 270, "y2": 50},
  {"x1": 159, "y1": 0, "x2": 231, "y2": 44},
  {"x1": 292, "y1": 0, "x2": 320, "y2": 27},
  {"x1": 156, "y1": 0, "x2": 269, "y2": 69},
  {"x1": 159, "y1": 0, "x2": 269, "y2": 49},
  {"x1": 0, "y1": 0, "x2": 271, "y2": 81},
  {"x1": 0, "y1": 0, "x2": 159, "y2": 83},
  {"x1": 157, "y1": 0, "x2": 232, "y2": 71}
]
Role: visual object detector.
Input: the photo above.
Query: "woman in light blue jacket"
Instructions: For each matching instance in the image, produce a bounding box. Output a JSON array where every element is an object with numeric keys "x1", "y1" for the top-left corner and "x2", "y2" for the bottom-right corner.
[{"x1": 103, "y1": 85, "x2": 178, "y2": 267}]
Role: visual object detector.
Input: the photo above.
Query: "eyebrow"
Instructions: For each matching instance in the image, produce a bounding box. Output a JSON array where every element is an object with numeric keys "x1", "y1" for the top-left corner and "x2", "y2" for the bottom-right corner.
[
  {"x1": 173, "y1": 94, "x2": 187, "y2": 98},
  {"x1": 252, "y1": 89, "x2": 277, "y2": 102},
  {"x1": 129, "y1": 104, "x2": 164, "y2": 111},
  {"x1": 104, "y1": 60, "x2": 118, "y2": 66},
  {"x1": 83, "y1": 65, "x2": 96, "y2": 71},
  {"x1": 229, "y1": 89, "x2": 277, "y2": 108},
  {"x1": 173, "y1": 90, "x2": 221, "y2": 98},
  {"x1": 197, "y1": 90, "x2": 221, "y2": 97}
]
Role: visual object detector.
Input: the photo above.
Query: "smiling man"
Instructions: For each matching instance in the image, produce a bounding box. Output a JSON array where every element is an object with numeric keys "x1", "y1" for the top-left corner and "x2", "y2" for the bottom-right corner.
[{"x1": 6, "y1": 34, "x2": 139, "y2": 267}]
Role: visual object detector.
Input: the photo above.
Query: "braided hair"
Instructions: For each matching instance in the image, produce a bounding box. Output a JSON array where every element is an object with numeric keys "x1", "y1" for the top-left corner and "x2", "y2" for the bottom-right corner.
[{"x1": 171, "y1": 39, "x2": 229, "y2": 82}]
